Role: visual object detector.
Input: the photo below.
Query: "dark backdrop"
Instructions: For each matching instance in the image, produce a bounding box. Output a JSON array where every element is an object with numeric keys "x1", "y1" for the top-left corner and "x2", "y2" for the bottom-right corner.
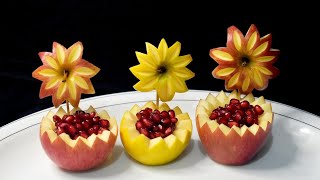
[{"x1": 1, "y1": 1, "x2": 318, "y2": 127}]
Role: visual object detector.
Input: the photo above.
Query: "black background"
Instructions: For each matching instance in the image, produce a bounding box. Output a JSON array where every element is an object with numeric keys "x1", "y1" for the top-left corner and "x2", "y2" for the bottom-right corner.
[{"x1": 1, "y1": 1, "x2": 318, "y2": 127}]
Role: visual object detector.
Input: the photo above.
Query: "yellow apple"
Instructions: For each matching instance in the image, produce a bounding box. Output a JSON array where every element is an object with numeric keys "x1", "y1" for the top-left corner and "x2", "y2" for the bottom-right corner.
[
  {"x1": 196, "y1": 90, "x2": 273, "y2": 165},
  {"x1": 40, "y1": 106, "x2": 118, "y2": 171},
  {"x1": 120, "y1": 101, "x2": 192, "y2": 165}
]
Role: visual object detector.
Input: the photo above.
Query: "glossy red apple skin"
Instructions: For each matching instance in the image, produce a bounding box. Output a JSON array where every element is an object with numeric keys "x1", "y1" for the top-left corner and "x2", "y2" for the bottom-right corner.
[
  {"x1": 196, "y1": 115, "x2": 272, "y2": 165},
  {"x1": 40, "y1": 132, "x2": 117, "y2": 171}
]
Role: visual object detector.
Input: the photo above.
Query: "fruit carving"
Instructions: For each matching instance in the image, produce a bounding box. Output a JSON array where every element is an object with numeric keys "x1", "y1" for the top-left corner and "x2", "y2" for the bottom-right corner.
[
  {"x1": 196, "y1": 24, "x2": 280, "y2": 165},
  {"x1": 121, "y1": 38, "x2": 194, "y2": 165},
  {"x1": 32, "y1": 42, "x2": 118, "y2": 171}
]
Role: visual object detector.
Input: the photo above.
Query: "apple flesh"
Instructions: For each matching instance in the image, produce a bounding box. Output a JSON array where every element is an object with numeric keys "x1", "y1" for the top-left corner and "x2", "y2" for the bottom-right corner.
[
  {"x1": 40, "y1": 106, "x2": 118, "y2": 171},
  {"x1": 196, "y1": 90, "x2": 273, "y2": 165}
]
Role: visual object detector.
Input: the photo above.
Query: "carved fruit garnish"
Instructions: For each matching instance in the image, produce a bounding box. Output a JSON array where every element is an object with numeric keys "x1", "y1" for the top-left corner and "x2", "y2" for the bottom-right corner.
[
  {"x1": 53, "y1": 110, "x2": 110, "y2": 140},
  {"x1": 40, "y1": 106, "x2": 118, "y2": 171},
  {"x1": 135, "y1": 107, "x2": 178, "y2": 139},
  {"x1": 120, "y1": 101, "x2": 192, "y2": 165},
  {"x1": 209, "y1": 98, "x2": 264, "y2": 128},
  {"x1": 210, "y1": 24, "x2": 280, "y2": 94},
  {"x1": 196, "y1": 90, "x2": 273, "y2": 165}
]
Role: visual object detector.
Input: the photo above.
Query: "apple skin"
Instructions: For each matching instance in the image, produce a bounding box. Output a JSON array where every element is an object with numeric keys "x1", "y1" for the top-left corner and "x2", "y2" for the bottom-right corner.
[
  {"x1": 196, "y1": 115, "x2": 272, "y2": 165},
  {"x1": 39, "y1": 107, "x2": 118, "y2": 171},
  {"x1": 40, "y1": 131, "x2": 117, "y2": 171}
]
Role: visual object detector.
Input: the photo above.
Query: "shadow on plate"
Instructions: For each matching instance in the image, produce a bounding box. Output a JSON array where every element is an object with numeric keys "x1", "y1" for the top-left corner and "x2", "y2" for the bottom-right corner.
[{"x1": 61, "y1": 145, "x2": 130, "y2": 177}]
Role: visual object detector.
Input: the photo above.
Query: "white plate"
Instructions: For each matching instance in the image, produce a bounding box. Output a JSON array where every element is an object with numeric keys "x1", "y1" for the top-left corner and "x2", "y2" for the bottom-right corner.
[{"x1": 1, "y1": 90, "x2": 320, "y2": 180}]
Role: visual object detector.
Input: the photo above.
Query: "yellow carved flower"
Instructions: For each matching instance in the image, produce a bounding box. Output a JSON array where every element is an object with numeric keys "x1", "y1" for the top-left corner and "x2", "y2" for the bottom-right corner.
[
  {"x1": 210, "y1": 24, "x2": 280, "y2": 94},
  {"x1": 32, "y1": 41, "x2": 100, "y2": 108},
  {"x1": 130, "y1": 38, "x2": 195, "y2": 101}
]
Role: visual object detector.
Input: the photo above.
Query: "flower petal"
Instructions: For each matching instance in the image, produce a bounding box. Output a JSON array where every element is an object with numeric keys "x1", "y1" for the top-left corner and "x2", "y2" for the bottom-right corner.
[
  {"x1": 135, "y1": 51, "x2": 157, "y2": 69},
  {"x1": 67, "y1": 79, "x2": 77, "y2": 100},
  {"x1": 158, "y1": 38, "x2": 168, "y2": 64},
  {"x1": 210, "y1": 48, "x2": 234, "y2": 62},
  {"x1": 171, "y1": 75, "x2": 188, "y2": 93},
  {"x1": 73, "y1": 76, "x2": 89, "y2": 90},
  {"x1": 74, "y1": 67, "x2": 96, "y2": 76},
  {"x1": 167, "y1": 41, "x2": 181, "y2": 62},
  {"x1": 53, "y1": 42, "x2": 66, "y2": 65},
  {"x1": 227, "y1": 72, "x2": 240, "y2": 88},
  {"x1": 169, "y1": 55, "x2": 192, "y2": 68},
  {"x1": 38, "y1": 69, "x2": 59, "y2": 77},
  {"x1": 67, "y1": 42, "x2": 83, "y2": 64},
  {"x1": 245, "y1": 24, "x2": 260, "y2": 51},
  {"x1": 146, "y1": 42, "x2": 161, "y2": 65},
  {"x1": 253, "y1": 69, "x2": 264, "y2": 88},
  {"x1": 45, "y1": 77, "x2": 61, "y2": 89},
  {"x1": 215, "y1": 67, "x2": 236, "y2": 77},
  {"x1": 252, "y1": 41, "x2": 269, "y2": 56},
  {"x1": 130, "y1": 64, "x2": 157, "y2": 80},
  {"x1": 44, "y1": 56, "x2": 59, "y2": 70},
  {"x1": 255, "y1": 56, "x2": 276, "y2": 63},
  {"x1": 56, "y1": 83, "x2": 67, "y2": 99},
  {"x1": 242, "y1": 75, "x2": 251, "y2": 92},
  {"x1": 255, "y1": 66, "x2": 273, "y2": 76},
  {"x1": 172, "y1": 67, "x2": 195, "y2": 80},
  {"x1": 133, "y1": 77, "x2": 159, "y2": 92},
  {"x1": 227, "y1": 26, "x2": 245, "y2": 52},
  {"x1": 156, "y1": 75, "x2": 175, "y2": 102},
  {"x1": 233, "y1": 30, "x2": 243, "y2": 51}
]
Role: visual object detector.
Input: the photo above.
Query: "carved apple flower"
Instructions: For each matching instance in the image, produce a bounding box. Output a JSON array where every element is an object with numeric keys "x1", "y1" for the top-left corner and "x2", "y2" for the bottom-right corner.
[
  {"x1": 130, "y1": 38, "x2": 195, "y2": 102},
  {"x1": 32, "y1": 41, "x2": 100, "y2": 108},
  {"x1": 210, "y1": 24, "x2": 280, "y2": 94}
]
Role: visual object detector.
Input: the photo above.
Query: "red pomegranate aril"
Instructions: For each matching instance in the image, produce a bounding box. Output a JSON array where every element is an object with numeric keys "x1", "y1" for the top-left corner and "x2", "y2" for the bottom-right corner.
[
  {"x1": 89, "y1": 112, "x2": 96, "y2": 118},
  {"x1": 151, "y1": 113, "x2": 161, "y2": 123},
  {"x1": 168, "y1": 110, "x2": 175, "y2": 118},
  {"x1": 56, "y1": 126, "x2": 65, "y2": 135},
  {"x1": 209, "y1": 111, "x2": 218, "y2": 120},
  {"x1": 140, "y1": 128, "x2": 149, "y2": 137},
  {"x1": 160, "y1": 111, "x2": 169, "y2": 119},
  {"x1": 171, "y1": 117, "x2": 178, "y2": 123},
  {"x1": 93, "y1": 125, "x2": 100, "y2": 131},
  {"x1": 254, "y1": 105, "x2": 264, "y2": 115},
  {"x1": 59, "y1": 122, "x2": 69, "y2": 129},
  {"x1": 84, "y1": 113, "x2": 90, "y2": 119},
  {"x1": 228, "y1": 121, "x2": 239, "y2": 128},
  {"x1": 98, "y1": 129, "x2": 104, "y2": 134},
  {"x1": 142, "y1": 118, "x2": 153, "y2": 128},
  {"x1": 230, "y1": 98, "x2": 240, "y2": 104},
  {"x1": 74, "y1": 117, "x2": 81, "y2": 124},
  {"x1": 162, "y1": 118, "x2": 171, "y2": 125},
  {"x1": 92, "y1": 116, "x2": 100, "y2": 124},
  {"x1": 145, "y1": 107, "x2": 153, "y2": 114},
  {"x1": 152, "y1": 125, "x2": 159, "y2": 132},
  {"x1": 165, "y1": 127, "x2": 172, "y2": 136},
  {"x1": 80, "y1": 132, "x2": 89, "y2": 139},
  {"x1": 240, "y1": 100, "x2": 250, "y2": 109},
  {"x1": 82, "y1": 121, "x2": 90, "y2": 130},
  {"x1": 88, "y1": 128, "x2": 95, "y2": 135},
  {"x1": 154, "y1": 132, "x2": 163, "y2": 138},
  {"x1": 153, "y1": 109, "x2": 160, "y2": 114},
  {"x1": 73, "y1": 135, "x2": 79, "y2": 140},
  {"x1": 75, "y1": 123, "x2": 83, "y2": 130},
  {"x1": 100, "y1": 119, "x2": 110, "y2": 129},
  {"x1": 210, "y1": 98, "x2": 264, "y2": 128},
  {"x1": 136, "y1": 121, "x2": 143, "y2": 130},
  {"x1": 53, "y1": 115, "x2": 61, "y2": 123},
  {"x1": 62, "y1": 115, "x2": 68, "y2": 121},
  {"x1": 139, "y1": 110, "x2": 150, "y2": 117},
  {"x1": 158, "y1": 124, "x2": 165, "y2": 133},
  {"x1": 136, "y1": 112, "x2": 142, "y2": 120},
  {"x1": 67, "y1": 125, "x2": 77, "y2": 136},
  {"x1": 85, "y1": 119, "x2": 93, "y2": 126},
  {"x1": 149, "y1": 133, "x2": 155, "y2": 139},
  {"x1": 65, "y1": 115, "x2": 74, "y2": 124}
]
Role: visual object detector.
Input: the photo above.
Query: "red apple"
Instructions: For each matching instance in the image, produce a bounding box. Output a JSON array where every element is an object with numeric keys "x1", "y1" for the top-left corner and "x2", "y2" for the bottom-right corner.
[
  {"x1": 40, "y1": 106, "x2": 118, "y2": 171},
  {"x1": 196, "y1": 90, "x2": 273, "y2": 165}
]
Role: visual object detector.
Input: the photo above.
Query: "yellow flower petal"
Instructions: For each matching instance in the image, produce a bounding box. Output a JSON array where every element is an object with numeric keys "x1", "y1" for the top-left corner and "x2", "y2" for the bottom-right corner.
[
  {"x1": 167, "y1": 41, "x2": 181, "y2": 62},
  {"x1": 247, "y1": 31, "x2": 258, "y2": 51},
  {"x1": 242, "y1": 76, "x2": 250, "y2": 92},
  {"x1": 233, "y1": 31, "x2": 242, "y2": 51},
  {"x1": 216, "y1": 67, "x2": 236, "y2": 77},
  {"x1": 227, "y1": 72, "x2": 240, "y2": 88},
  {"x1": 146, "y1": 42, "x2": 161, "y2": 65},
  {"x1": 74, "y1": 67, "x2": 96, "y2": 76},
  {"x1": 171, "y1": 75, "x2": 188, "y2": 93},
  {"x1": 73, "y1": 76, "x2": 89, "y2": 90},
  {"x1": 252, "y1": 42, "x2": 268, "y2": 56},
  {"x1": 54, "y1": 42, "x2": 66, "y2": 65},
  {"x1": 133, "y1": 77, "x2": 159, "y2": 92},
  {"x1": 45, "y1": 77, "x2": 60, "y2": 89},
  {"x1": 172, "y1": 68, "x2": 195, "y2": 80},
  {"x1": 67, "y1": 42, "x2": 83, "y2": 64},
  {"x1": 44, "y1": 56, "x2": 59, "y2": 70},
  {"x1": 67, "y1": 79, "x2": 77, "y2": 100},
  {"x1": 156, "y1": 75, "x2": 175, "y2": 102},
  {"x1": 211, "y1": 50, "x2": 234, "y2": 61},
  {"x1": 253, "y1": 70, "x2": 264, "y2": 87},
  {"x1": 130, "y1": 64, "x2": 157, "y2": 80},
  {"x1": 135, "y1": 51, "x2": 157, "y2": 69},
  {"x1": 38, "y1": 69, "x2": 59, "y2": 77},
  {"x1": 255, "y1": 56, "x2": 275, "y2": 62},
  {"x1": 256, "y1": 66, "x2": 273, "y2": 75},
  {"x1": 169, "y1": 55, "x2": 192, "y2": 68},
  {"x1": 158, "y1": 38, "x2": 168, "y2": 64},
  {"x1": 56, "y1": 83, "x2": 67, "y2": 99}
]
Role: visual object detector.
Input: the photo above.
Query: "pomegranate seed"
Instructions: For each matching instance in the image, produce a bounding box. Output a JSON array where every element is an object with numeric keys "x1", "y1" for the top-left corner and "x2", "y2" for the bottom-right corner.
[
  {"x1": 233, "y1": 113, "x2": 242, "y2": 122},
  {"x1": 246, "y1": 109, "x2": 253, "y2": 116},
  {"x1": 75, "y1": 123, "x2": 83, "y2": 130},
  {"x1": 254, "y1": 105, "x2": 264, "y2": 115},
  {"x1": 235, "y1": 104, "x2": 241, "y2": 110},
  {"x1": 80, "y1": 132, "x2": 88, "y2": 138},
  {"x1": 154, "y1": 132, "x2": 163, "y2": 138},
  {"x1": 139, "y1": 110, "x2": 150, "y2": 117},
  {"x1": 93, "y1": 125, "x2": 99, "y2": 131},
  {"x1": 168, "y1": 110, "x2": 175, "y2": 118},
  {"x1": 98, "y1": 129, "x2": 104, "y2": 134},
  {"x1": 90, "y1": 112, "x2": 96, "y2": 118},
  {"x1": 65, "y1": 115, "x2": 74, "y2": 124},
  {"x1": 100, "y1": 119, "x2": 110, "y2": 129},
  {"x1": 62, "y1": 115, "x2": 68, "y2": 121},
  {"x1": 220, "y1": 108, "x2": 227, "y2": 115},
  {"x1": 152, "y1": 125, "x2": 159, "y2": 132},
  {"x1": 140, "y1": 128, "x2": 149, "y2": 137},
  {"x1": 230, "y1": 99, "x2": 240, "y2": 104},
  {"x1": 218, "y1": 117, "x2": 228, "y2": 125},
  {"x1": 53, "y1": 115, "x2": 61, "y2": 123},
  {"x1": 245, "y1": 116, "x2": 254, "y2": 125},
  {"x1": 59, "y1": 123, "x2": 69, "y2": 129},
  {"x1": 224, "y1": 112, "x2": 231, "y2": 119},
  {"x1": 82, "y1": 121, "x2": 90, "y2": 130},
  {"x1": 240, "y1": 100, "x2": 250, "y2": 109},
  {"x1": 162, "y1": 118, "x2": 171, "y2": 125},
  {"x1": 145, "y1": 108, "x2": 153, "y2": 114},
  {"x1": 67, "y1": 125, "x2": 77, "y2": 136},
  {"x1": 136, "y1": 121, "x2": 143, "y2": 130},
  {"x1": 142, "y1": 118, "x2": 153, "y2": 128},
  {"x1": 74, "y1": 117, "x2": 81, "y2": 124},
  {"x1": 153, "y1": 109, "x2": 160, "y2": 114},
  {"x1": 235, "y1": 110, "x2": 244, "y2": 117},
  {"x1": 158, "y1": 124, "x2": 165, "y2": 133},
  {"x1": 88, "y1": 128, "x2": 95, "y2": 135},
  {"x1": 225, "y1": 104, "x2": 233, "y2": 111},
  {"x1": 84, "y1": 113, "x2": 90, "y2": 119},
  {"x1": 149, "y1": 133, "x2": 155, "y2": 139},
  {"x1": 136, "y1": 112, "x2": 142, "y2": 120},
  {"x1": 92, "y1": 116, "x2": 100, "y2": 124},
  {"x1": 171, "y1": 117, "x2": 178, "y2": 123},
  {"x1": 209, "y1": 111, "x2": 218, "y2": 120},
  {"x1": 160, "y1": 111, "x2": 169, "y2": 119},
  {"x1": 73, "y1": 135, "x2": 79, "y2": 140},
  {"x1": 151, "y1": 113, "x2": 161, "y2": 123},
  {"x1": 228, "y1": 121, "x2": 239, "y2": 128},
  {"x1": 56, "y1": 126, "x2": 65, "y2": 135},
  {"x1": 165, "y1": 127, "x2": 173, "y2": 136}
]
